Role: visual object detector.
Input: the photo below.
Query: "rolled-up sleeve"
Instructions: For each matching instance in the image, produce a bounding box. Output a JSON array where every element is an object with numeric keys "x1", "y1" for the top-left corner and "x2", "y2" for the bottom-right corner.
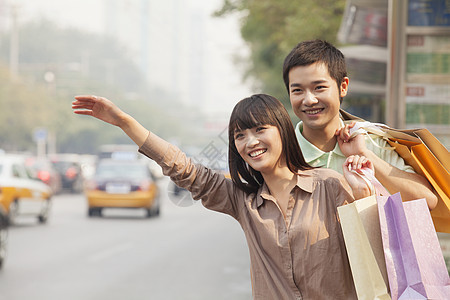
[{"x1": 138, "y1": 132, "x2": 243, "y2": 219}]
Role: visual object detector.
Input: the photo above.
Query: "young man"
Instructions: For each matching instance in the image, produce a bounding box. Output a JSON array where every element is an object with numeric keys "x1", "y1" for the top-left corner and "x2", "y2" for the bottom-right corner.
[{"x1": 282, "y1": 39, "x2": 437, "y2": 209}]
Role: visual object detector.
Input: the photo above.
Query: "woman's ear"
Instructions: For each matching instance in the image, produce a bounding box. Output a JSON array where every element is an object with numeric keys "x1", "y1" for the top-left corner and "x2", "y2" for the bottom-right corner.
[{"x1": 340, "y1": 77, "x2": 349, "y2": 97}]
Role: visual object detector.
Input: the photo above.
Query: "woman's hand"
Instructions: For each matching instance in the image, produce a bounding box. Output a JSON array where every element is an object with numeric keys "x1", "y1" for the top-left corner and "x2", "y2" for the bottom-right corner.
[
  {"x1": 72, "y1": 95, "x2": 128, "y2": 127},
  {"x1": 72, "y1": 95, "x2": 149, "y2": 147},
  {"x1": 342, "y1": 155, "x2": 374, "y2": 200}
]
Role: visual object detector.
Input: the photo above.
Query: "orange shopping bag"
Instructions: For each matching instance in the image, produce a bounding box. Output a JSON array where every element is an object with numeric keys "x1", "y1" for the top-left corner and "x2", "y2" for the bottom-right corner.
[{"x1": 346, "y1": 119, "x2": 450, "y2": 233}]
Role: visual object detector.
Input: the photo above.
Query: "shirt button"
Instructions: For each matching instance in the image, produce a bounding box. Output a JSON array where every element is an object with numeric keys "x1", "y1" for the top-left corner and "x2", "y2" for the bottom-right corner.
[{"x1": 287, "y1": 263, "x2": 292, "y2": 269}]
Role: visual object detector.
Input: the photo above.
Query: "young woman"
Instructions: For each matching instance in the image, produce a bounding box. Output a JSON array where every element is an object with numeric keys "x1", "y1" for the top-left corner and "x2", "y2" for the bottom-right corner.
[{"x1": 72, "y1": 94, "x2": 372, "y2": 299}]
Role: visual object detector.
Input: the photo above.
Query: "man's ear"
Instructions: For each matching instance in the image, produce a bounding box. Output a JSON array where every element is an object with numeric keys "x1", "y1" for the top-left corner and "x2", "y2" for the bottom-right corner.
[{"x1": 340, "y1": 77, "x2": 349, "y2": 97}]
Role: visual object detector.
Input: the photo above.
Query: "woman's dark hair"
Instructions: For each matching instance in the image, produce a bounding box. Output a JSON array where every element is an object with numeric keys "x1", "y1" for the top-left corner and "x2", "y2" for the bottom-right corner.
[{"x1": 228, "y1": 94, "x2": 312, "y2": 194}]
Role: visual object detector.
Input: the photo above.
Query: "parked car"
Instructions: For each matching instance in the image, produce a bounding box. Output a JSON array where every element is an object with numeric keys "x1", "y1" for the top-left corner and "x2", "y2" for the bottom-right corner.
[
  {"x1": 25, "y1": 156, "x2": 62, "y2": 195},
  {"x1": 0, "y1": 199, "x2": 7, "y2": 269},
  {"x1": 0, "y1": 154, "x2": 52, "y2": 224},
  {"x1": 84, "y1": 159, "x2": 160, "y2": 217},
  {"x1": 49, "y1": 154, "x2": 84, "y2": 193}
]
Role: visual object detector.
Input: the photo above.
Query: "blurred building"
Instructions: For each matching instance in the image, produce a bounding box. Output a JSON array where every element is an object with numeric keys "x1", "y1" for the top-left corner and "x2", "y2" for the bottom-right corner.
[
  {"x1": 2, "y1": 0, "x2": 251, "y2": 117},
  {"x1": 338, "y1": 0, "x2": 450, "y2": 147},
  {"x1": 101, "y1": 0, "x2": 250, "y2": 117}
]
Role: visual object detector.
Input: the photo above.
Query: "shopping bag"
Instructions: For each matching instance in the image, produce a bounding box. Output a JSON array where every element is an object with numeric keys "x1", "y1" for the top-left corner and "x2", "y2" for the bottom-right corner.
[
  {"x1": 337, "y1": 195, "x2": 391, "y2": 300},
  {"x1": 360, "y1": 169, "x2": 450, "y2": 300},
  {"x1": 347, "y1": 120, "x2": 450, "y2": 233},
  {"x1": 385, "y1": 129, "x2": 450, "y2": 233}
]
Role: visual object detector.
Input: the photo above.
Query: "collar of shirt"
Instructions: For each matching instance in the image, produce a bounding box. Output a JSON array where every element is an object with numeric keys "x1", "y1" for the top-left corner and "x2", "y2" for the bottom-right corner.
[
  {"x1": 294, "y1": 121, "x2": 346, "y2": 162},
  {"x1": 255, "y1": 172, "x2": 314, "y2": 208}
]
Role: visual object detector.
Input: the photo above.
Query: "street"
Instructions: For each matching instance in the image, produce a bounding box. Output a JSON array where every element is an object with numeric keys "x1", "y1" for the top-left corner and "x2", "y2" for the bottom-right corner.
[{"x1": 0, "y1": 178, "x2": 252, "y2": 300}]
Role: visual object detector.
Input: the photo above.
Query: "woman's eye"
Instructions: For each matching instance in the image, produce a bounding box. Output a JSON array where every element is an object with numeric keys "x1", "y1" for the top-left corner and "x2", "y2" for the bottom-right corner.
[
  {"x1": 291, "y1": 88, "x2": 302, "y2": 93},
  {"x1": 316, "y1": 85, "x2": 326, "y2": 90},
  {"x1": 256, "y1": 126, "x2": 266, "y2": 132},
  {"x1": 234, "y1": 133, "x2": 243, "y2": 139}
]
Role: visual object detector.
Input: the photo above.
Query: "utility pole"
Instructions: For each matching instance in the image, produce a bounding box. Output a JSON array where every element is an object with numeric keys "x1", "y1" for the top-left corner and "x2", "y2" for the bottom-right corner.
[{"x1": 9, "y1": 4, "x2": 19, "y2": 82}]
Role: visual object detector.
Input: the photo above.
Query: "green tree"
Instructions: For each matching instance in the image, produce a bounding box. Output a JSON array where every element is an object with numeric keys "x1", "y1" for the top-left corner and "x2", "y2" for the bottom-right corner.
[
  {"x1": 0, "y1": 19, "x2": 196, "y2": 154},
  {"x1": 0, "y1": 63, "x2": 61, "y2": 151},
  {"x1": 215, "y1": 0, "x2": 346, "y2": 107}
]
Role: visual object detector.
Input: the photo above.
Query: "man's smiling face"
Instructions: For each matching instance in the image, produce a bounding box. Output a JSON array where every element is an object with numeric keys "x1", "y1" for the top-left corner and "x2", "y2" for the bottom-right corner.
[{"x1": 288, "y1": 62, "x2": 348, "y2": 135}]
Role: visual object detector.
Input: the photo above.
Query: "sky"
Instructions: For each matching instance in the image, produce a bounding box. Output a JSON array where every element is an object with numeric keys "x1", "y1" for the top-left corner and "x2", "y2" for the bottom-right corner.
[{"x1": 6, "y1": 0, "x2": 253, "y2": 120}]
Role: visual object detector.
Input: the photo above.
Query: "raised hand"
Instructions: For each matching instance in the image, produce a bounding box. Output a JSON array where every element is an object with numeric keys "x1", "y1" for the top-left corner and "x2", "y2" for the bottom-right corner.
[
  {"x1": 72, "y1": 95, "x2": 127, "y2": 127},
  {"x1": 72, "y1": 95, "x2": 149, "y2": 147}
]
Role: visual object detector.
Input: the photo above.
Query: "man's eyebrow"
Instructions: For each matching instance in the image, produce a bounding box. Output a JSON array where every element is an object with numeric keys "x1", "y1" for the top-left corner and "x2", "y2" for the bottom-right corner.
[
  {"x1": 290, "y1": 80, "x2": 327, "y2": 88},
  {"x1": 312, "y1": 80, "x2": 327, "y2": 84}
]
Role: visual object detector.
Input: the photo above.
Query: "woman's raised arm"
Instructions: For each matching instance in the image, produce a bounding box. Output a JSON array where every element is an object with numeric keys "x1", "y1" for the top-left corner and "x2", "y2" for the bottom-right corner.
[{"x1": 72, "y1": 95, "x2": 149, "y2": 147}]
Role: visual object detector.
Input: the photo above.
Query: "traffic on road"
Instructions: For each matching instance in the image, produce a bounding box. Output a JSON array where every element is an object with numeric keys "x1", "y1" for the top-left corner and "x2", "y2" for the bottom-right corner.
[{"x1": 0, "y1": 149, "x2": 251, "y2": 300}]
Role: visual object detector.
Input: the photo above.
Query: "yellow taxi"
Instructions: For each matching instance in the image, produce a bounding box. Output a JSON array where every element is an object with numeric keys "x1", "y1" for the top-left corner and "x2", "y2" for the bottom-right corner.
[
  {"x1": 0, "y1": 154, "x2": 52, "y2": 224},
  {"x1": 84, "y1": 158, "x2": 160, "y2": 217}
]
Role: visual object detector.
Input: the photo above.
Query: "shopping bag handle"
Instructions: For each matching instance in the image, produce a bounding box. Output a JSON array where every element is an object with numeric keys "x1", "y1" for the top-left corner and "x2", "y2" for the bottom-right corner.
[{"x1": 358, "y1": 168, "x2": 391, "y2": 196}]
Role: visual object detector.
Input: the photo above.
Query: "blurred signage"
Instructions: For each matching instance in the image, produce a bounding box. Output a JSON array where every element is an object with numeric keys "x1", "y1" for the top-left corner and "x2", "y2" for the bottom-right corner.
[
  {"x1": 338, "y1": 4, "x2": 388, "y2": 47},
  {"x1": 33, "y1": 128, "x2": 48, "y2": 142},
  {"x1": 406, "y1": 35, "x2": 450, "y2": 84},
  {"x1": 408, "y1": 0, "x2": 450, "y2": 26},
  {"x1": 405, "y1": 34, "x2": 450, "y2": 126},
  {"x1": 406, "y1": 83, "x2": 450, "y2": 104}
]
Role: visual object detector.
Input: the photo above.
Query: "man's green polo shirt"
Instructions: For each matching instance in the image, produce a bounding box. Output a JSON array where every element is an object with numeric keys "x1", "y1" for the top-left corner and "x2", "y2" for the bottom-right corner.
[{"x1": 294, "y1": 121, "x2": 415, "y2": 175}]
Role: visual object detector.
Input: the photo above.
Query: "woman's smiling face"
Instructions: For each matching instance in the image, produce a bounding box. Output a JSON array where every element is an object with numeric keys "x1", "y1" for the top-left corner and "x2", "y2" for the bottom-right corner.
[{"x1": 234, "y1": 125, "x2": 285, "y2": 176}]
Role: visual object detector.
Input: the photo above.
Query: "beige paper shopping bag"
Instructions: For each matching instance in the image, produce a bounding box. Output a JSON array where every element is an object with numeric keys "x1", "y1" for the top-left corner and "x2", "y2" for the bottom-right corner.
[{"x1": 338, "y1": 195, "x2": 391, "y2": 300}]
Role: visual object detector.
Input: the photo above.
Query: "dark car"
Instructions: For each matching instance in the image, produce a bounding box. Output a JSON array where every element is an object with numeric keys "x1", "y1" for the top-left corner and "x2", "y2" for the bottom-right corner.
[
  {"x1": 49, "y1": 154, "x2": 84, "y2": 193},
  {"x1": 25, "y1": 156, "x2": 62, "y2": 195}
]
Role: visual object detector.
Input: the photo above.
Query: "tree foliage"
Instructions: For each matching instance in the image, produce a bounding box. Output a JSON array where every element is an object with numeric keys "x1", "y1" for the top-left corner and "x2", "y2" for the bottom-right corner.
[
  {"x1": 0, "y1": 19, "x2": 191, "y2": 154},
  {"x1": 215, "y1": 0, "x2": 346, "y2": 106}
]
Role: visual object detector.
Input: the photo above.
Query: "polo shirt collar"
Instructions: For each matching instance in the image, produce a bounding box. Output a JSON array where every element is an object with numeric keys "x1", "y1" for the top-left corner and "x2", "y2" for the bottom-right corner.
[
  {"x1": 255, "y1": 172, "x2": 314, "y2": 208},
  {"x1": 294, "y1": 121, "x2": 345, "y2": 162}
]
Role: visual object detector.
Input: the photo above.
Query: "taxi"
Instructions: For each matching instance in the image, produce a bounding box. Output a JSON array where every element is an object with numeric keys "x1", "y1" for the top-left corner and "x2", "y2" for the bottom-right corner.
[
  {"x1": 84, "y1": 158, "x2": 160, "y2": 217},
  {"x1": 0, "y1": 154, "x2": 53, "y2": 224}
]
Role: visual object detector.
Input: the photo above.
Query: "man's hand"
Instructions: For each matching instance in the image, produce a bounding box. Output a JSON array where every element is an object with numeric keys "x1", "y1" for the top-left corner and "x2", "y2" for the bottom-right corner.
[
  {"x1": 336, "y1": 122, "x2": 369, "y2": 157},
  {"x1": 336, "y1": 122, "x2": 437, "y2": 209}
]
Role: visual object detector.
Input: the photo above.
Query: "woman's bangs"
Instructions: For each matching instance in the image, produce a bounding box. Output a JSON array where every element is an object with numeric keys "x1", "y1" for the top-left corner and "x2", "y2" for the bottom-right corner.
[{"x1": 231, "y1": 104, "x2": 275, "y2": 133}]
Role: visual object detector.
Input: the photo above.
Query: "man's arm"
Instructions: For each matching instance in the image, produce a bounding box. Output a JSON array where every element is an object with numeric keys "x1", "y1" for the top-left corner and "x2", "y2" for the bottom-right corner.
[{"x1": 337, "y1": 132, "x2": 438, "y2": 210}]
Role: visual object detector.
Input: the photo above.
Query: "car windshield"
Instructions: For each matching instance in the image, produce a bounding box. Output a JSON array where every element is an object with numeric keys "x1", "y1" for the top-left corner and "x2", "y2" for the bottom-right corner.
[
  {"x1": 95, "y1": 162, "x2": 147, "y2": 180},
  {"x1": 52, "y1": 161, "x2": 76, "y2": 171}
]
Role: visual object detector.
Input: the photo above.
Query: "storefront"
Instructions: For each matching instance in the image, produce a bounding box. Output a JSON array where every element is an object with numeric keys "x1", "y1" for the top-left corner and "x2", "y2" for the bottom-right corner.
[
  {"x1": 338, "y1": 0, "x2": 450, "y2": 147},
  {"x1": 338, "y1": 0, "x2": 450, "y2": 272}
]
